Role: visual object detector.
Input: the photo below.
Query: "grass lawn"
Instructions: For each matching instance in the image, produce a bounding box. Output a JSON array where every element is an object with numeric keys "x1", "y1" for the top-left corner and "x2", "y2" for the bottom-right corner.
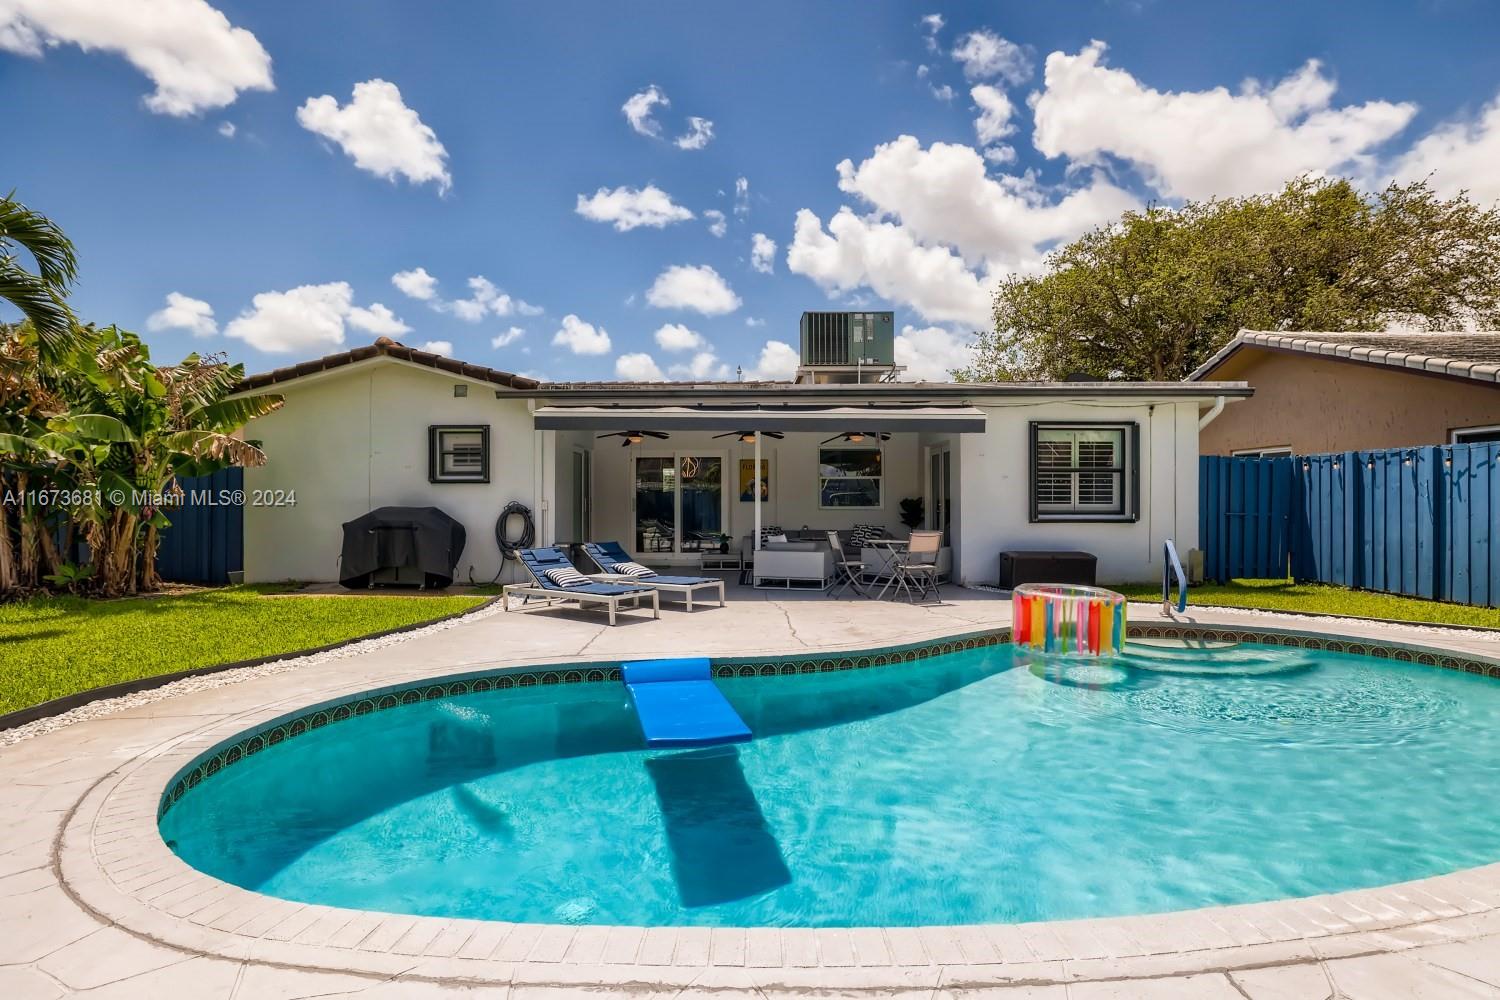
[
  {"x1": 0, "y1": 585, "x2": 487, "y2": 716},
  {"x1": 1109, "y1": 578, "x2": 1500, "y2": 629}
]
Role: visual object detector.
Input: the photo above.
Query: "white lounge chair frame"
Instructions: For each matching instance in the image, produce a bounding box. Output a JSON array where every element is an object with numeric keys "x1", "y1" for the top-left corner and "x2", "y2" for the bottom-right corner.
[{"x1": 589, "y1": 572, "x2": 726, "y2": 612}]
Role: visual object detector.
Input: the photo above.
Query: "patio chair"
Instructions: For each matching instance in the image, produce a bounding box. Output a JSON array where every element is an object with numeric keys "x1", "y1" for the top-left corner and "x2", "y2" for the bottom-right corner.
[
  {"x1": 826, "y1": 531, "x2": 869, "y2": 598},
  {"x1": 881, "y1": 530, "x2": 943, "y2": 603},
  {"x1": 504, "y1": 547, "x2": 659, "y2": 626},
  {"x1": 582, "y1": 541, "x2": 726, "y2": 612}
]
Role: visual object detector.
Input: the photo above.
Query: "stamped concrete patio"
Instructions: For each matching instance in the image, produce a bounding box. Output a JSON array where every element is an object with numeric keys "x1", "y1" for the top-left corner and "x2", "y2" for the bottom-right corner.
[{"x1": 4, "y1": 583, "x2": 1500, "y2": 999}]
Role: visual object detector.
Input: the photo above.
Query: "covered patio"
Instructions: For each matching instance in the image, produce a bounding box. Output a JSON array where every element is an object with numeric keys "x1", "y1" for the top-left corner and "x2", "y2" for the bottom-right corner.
[{"x1": 535, "y1": 398, "x2": 986, "y2": 590}]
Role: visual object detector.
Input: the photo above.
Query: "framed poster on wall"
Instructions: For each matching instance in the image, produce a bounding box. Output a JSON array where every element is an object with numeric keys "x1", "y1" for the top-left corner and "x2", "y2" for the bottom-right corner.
[{"x1": 738, "y1": 458, "x2": 770, "y2": 502}]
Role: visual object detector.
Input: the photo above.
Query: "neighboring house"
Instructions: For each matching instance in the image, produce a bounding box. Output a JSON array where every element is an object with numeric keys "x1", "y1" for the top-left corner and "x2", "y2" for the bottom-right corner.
[
  {"x1": 233, "y1": 314, "x2": 1249, "y2": 586},
  {"x1": 1190, "y1": 331, "x2": 1500, "y2": 456}
]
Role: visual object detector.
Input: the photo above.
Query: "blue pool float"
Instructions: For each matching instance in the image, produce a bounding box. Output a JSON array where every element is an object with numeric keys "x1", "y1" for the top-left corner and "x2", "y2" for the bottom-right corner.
[{"x1": 621, "y1": 658, "x2": 752, "y2": 748}]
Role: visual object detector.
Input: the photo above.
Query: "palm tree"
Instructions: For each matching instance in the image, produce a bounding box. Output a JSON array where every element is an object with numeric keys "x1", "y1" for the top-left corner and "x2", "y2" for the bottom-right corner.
[{"x1": 0, "y1": 193, "x2": 79, "y2": 362}]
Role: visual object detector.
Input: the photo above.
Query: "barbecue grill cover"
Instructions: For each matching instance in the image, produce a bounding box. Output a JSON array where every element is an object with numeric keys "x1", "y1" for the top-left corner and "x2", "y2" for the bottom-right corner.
[{"x1": 339, "y1": 506, "x2": 467, "y2": 589}]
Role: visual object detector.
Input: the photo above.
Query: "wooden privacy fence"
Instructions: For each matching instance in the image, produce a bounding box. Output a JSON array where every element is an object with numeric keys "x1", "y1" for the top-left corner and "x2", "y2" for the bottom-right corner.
[{"x1": 1200, "y1": 442, "x2": 1500, "y2": 607}]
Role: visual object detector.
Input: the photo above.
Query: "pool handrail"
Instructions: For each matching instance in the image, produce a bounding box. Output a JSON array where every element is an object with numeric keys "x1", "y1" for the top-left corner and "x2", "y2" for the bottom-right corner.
[{"x1": 1163, "y1": 538, "x2": 1188, "y2": 614}]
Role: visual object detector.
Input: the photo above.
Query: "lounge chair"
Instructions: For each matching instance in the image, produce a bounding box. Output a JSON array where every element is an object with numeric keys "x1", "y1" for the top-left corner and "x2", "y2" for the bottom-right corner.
[
  {"x1": 504, "y1": 547, "x2": 659, "y2": 625},
  {"x1": 582, "y1": 541, "x2": 726, "y2": 612}
]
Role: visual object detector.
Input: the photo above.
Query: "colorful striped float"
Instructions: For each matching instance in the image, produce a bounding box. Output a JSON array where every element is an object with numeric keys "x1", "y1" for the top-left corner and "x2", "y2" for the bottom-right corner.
[{"x1": 1011, "y1": 583, "x2": 1127, "y2": 655}]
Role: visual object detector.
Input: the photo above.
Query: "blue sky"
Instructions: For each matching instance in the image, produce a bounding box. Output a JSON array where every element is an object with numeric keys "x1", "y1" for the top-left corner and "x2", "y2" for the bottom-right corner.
[{"x1": 4, "y1": 1, "x2": 1499, "y2": 382}]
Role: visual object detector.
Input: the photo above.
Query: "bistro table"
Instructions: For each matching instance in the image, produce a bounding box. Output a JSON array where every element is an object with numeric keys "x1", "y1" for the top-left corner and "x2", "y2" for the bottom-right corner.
[{"x1": 865, "y1": 537, "x2": 909, "y2": 599}]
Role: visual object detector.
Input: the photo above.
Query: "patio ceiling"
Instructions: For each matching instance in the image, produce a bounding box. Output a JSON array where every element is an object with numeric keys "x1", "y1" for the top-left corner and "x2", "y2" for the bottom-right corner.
[{"x1": 531, "y1": 404, "x2": 987, "y2": 434}]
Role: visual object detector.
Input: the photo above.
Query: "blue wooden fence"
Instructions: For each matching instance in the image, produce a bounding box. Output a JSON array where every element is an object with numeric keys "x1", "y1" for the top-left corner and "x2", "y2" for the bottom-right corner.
[
  {"x1": 1201, "y1": 442, "x2": 1500, "y2": 606},
  {"x1": 155, "y1": 467, "x2": 244, "y2": 584}
]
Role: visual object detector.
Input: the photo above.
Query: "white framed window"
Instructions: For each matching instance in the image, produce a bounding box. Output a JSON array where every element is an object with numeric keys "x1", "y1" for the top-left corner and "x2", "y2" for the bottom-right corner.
[
  {"x1": 429, "y1": 425, "x2": 489, "y2": 483},
  {"x1": 1232, "y1": 446, "x2": 1293, "y2": 458},
  {"x1": 1452, "y1": 424, "x2": 1500, "y2": 445},
  {"x1": 818, "y1": 446, "x2": 882, "y2": 509},
  {"x1": 1029, "y1": 422, "x2": 1138, "y2": 522}
]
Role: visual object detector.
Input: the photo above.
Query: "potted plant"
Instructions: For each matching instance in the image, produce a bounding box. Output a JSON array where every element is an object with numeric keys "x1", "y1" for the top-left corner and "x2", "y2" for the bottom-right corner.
[{"x1": 899, "y1": 497, "x2": 925, "y2": 531}]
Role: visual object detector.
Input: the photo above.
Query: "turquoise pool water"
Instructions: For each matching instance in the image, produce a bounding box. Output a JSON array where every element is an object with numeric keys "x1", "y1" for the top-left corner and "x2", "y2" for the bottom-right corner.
[{"x1": 160, "y1": 641, "x2": 1500, "y2": 927}]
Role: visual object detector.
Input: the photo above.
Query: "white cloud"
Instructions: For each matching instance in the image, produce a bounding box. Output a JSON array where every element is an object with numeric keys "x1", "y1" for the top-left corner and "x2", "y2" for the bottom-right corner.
[
  {"x1": 0, "y1": 0, "x2": 273, "y2": 116},
  {"x1": 622, "y1": 85, "x2": 668, "y2": 137},
  {"x1": 435, "y1": 275, "x2": 543, "y2": 321},
  {"x1": 734, "y1": 176, "x2": 750, "y2": 217},
  {"x1": 895, "y1": 325, "x2": 975, "y2": 381},
  {"x1": 491, "y1": 326, "x2": 525, "y2": 348},
  {"x1": 418, "y1": 340, "x2": 453, "y2": 357},
  {"x1": 217, "y1": 121, "x2": 235, "y2": 138},
  {"x1": 575, "y1": 184, "x2": 694, "y2": 231},
  {"x1": 789, "y1": 136, "x2": 1140, "y2": 327},
  {"x1": 746, "y1": 341, "x2": 799, "y2": 381},
  {"x1": 750, "y1": 232, "x2": 777, "y2": 274},
  {"x1": 296, "y1": 79, "x2": 450, "y2": 192},
  {"x1": 552, "y1": 314, "x2": 612, "y2": 355},
  {"x1": 614, "y1": 352, "x2": 665, "y2": 381},
  {"x1": 224, "y1": 282, "x2": 364, "y2": 354},
  {"x1": 653, "y1": 323, "x2": 706, "y2": 352},
  {"x1": 951, "y1": 29, "x2": 1031, "y2": 85},
  {"x1": 1031, "y1": 43, "x2": 1416, "y2": 199},
  {"x1": 984, "y1": 145, "x2": 1017, "y2": 165},
  {"x1": 929, "y1": 83, "x2": 956, "y2": 102},
  {"x1": 146, "y1": 291, "x2": 216, "y2": 337},
  {"x1": 346, "y1": 302, "x2": 409, "y2": 336},
  {"x1": 1393, "y1": 92, "x2": 1500, "y2": 206},
  {"x1": 787, "y1": 207, "x2": 993, "y2": 328},
  {"x1": 744, "y1": 317, "x2": 765, "y2": 328},
  {"x1": 704, "y1": 209, "x2": 727, "y2": 238},
  {"x1": 675, "y1": 116, "x2": 715, "y2": 150},
  {"x1": 646, "y1": 264, "x2": 742, "y2": 315},
  {"x1": 668, "y1": 351, "x2": 729, "y2": 380},
  {"x1": 835, "y1": 136, "x2": 1137, "y2": 269},
  {"x1": 391, "y1": 266, "x2": 438, "y2": 301},
  {"x1": 971, "y1": 84, "x2": 1015, "y2": 146},
  {"x1": 920, "y1": 13, "x2": 944, "y2": 51}
]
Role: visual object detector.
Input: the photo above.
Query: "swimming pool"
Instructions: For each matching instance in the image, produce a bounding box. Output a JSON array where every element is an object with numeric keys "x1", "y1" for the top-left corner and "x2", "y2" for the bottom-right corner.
[{"x1": 160, "y1": 636, "x2": 1500, "y2": 927}]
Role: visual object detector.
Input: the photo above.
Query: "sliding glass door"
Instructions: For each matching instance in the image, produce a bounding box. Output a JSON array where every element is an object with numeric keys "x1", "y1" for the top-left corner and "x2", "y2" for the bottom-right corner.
[{"x1": 633, "y1": 454, "x2": 727, "y2": 558}]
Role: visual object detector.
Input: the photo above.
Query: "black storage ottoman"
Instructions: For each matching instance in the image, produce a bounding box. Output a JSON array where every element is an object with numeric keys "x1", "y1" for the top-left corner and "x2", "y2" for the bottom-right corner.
[{"x1": 997, "y1": 550, "x2": 1097, "y2": 589}]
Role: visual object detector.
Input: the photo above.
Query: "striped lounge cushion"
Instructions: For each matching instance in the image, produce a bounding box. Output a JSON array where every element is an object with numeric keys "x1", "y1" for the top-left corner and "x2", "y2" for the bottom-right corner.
[
  {"x1": 544, "y1": 566, "x2": 591, "y2": 588},
  {"x1": 612, "y1": 561, "x2": 657, "y2": 578}
]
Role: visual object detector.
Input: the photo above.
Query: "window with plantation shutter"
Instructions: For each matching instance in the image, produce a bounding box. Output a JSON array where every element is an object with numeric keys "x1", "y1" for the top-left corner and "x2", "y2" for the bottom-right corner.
[{"x1": 1029, "y1": 423, "x2": 1137, "y2": 521}]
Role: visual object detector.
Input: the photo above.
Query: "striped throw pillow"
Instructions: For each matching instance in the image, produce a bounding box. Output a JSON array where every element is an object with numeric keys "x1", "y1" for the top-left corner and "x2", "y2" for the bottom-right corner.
[
  {"x1": 758, "y1": 524, "x2": 784, "y2": 545},
  {"x1": 850, "y1": 524, "x2": 885, "y2": 551},
  {"x1": 544, "y1": 566, "x2": 591, "y2": 588},
  {"x1": 612, "y1": 561, "x2": 657, "y2": 578}
]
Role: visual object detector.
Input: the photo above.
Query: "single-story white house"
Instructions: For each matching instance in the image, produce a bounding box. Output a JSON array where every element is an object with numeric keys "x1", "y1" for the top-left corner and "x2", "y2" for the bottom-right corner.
[{"x1": 233, "y1": 316, "x2": 1250, "y2": 587}]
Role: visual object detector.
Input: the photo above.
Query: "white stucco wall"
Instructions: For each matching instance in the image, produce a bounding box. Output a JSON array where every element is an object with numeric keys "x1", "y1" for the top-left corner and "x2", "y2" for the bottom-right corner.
[
  {"x1": 243, "y1": 359, "x2": 539, "y2": 584},
  {"x1": 954, "y1": 399, "x2": 1201, "y2": 585}
]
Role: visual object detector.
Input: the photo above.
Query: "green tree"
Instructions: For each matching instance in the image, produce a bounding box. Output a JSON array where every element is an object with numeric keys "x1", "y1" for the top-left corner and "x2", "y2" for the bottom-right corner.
[
  {"x1": 44, "y1": 326, "x2": 282, "y2": 596},
  {"x1": 0, "y1": 194, "x2": 80, "y2": 362},
  {"x1": 959, "y1": 177, "x2": 1500, "y2": 382}
]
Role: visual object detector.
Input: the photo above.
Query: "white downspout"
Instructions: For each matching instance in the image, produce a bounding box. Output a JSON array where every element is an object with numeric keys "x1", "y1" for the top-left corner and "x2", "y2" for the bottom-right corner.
[{"x1": 1198, "y1": 395, "x2": 1227, "y2": 430}]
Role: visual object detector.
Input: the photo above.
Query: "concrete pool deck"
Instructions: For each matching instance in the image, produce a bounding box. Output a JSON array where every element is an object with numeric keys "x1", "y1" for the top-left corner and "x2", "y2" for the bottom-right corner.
[{"x1": 4, "y1": 584, "x2": 1500, "y2": 998}]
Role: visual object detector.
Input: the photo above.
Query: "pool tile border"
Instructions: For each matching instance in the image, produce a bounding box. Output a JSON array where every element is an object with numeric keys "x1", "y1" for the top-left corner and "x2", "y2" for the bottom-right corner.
[{"x1": 157, "y1": 621, "x2": 1500, "y2": 823}]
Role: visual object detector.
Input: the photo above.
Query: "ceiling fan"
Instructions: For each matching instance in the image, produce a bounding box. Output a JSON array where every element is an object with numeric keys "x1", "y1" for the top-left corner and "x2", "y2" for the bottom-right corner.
[
  {"x1": 597, "y1": 430, "x2": 670, "y2": 447},
  {"x1": 820, "y1": 431, "x2": 891, "y2": 445},
  {"x1": 711, "y1": 430, "x2": 786, "y2": 442}
]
